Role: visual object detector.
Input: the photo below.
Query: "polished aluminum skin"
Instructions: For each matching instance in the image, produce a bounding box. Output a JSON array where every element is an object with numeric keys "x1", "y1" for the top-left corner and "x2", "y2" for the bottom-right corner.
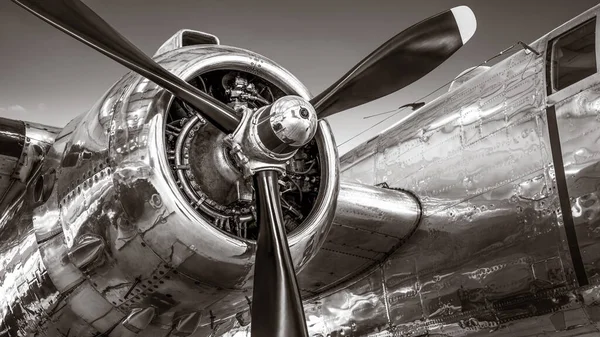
[
  {"x1": 154, "y1": 29, "x2": 220, "y2": 57},
  {"x1": 5, "y1": 4, "x2": 600, "y2": 337},
  {"x1": 0, "y1": 120, "x2": 60, "y2": 214}
]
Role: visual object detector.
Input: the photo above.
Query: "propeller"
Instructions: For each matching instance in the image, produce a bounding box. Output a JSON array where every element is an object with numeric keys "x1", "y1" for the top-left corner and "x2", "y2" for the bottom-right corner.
[{"x1": 12, "y1": 1, "x2": 476, "y2": 336}]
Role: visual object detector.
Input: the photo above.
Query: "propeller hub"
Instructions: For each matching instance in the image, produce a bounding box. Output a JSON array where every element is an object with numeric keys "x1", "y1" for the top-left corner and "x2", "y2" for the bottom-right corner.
[
  {"x1": 224, "y1": 96, "x2": 318, "y2": 177},
  {"x1": 255, "y1": 96, "x2": 318, "y2": 155}
]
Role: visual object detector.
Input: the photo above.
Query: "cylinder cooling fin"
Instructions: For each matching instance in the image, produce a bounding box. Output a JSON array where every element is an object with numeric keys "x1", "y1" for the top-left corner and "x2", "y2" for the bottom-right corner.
[{"x1": 163, "y1": 70, "x2": 324, "y2": 240}]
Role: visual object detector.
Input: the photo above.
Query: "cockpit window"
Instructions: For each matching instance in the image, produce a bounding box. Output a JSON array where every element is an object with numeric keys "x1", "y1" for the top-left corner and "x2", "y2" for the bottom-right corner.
[{"x1": 548, "y1": 17, "x2": 597, "y2": 94}]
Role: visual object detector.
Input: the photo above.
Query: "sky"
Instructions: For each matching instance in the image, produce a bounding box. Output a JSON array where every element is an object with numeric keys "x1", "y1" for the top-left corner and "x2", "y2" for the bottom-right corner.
[{"x1": 1, "y1": 0, "x2": 599, "y2": 155}]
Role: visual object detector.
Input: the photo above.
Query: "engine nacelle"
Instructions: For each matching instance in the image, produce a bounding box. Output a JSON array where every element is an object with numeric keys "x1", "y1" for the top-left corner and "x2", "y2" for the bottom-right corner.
[{"x1": 33, "y1": 43, "x2": 339, "y2": 332}]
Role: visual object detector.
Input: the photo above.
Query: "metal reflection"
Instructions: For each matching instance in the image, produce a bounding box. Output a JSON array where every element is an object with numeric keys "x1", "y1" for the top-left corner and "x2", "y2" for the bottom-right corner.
[
  {"x1": 6, "y1": 5, "x2": 600, "y2": 337},
  {"x1": 1, "y1": 35, "x2": 341, "y2": 336},
  {"x1": 304, "y1": 12, "x2": 600, "y2": 335}
]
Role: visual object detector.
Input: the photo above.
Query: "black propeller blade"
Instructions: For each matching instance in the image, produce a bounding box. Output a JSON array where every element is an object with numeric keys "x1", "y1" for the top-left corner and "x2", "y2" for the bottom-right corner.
[
  {"x1": 311, "y1": 6, "x2": 476, "y2": 118},
  {"x1": 12, "y1": 0, "x2": 240, "y2": 133},
  {"x1": 251, "y1": 170, "x2": 308, "y2": 337}
]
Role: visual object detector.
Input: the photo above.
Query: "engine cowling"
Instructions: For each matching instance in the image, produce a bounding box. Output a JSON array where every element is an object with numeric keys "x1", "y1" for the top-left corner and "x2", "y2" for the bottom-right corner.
[
  {"x1": 110, "y1": 45, "x2": 340, "y2": 288},
  {"x1": 34, "y1": 43, "x2": 339, "y2": 332}
]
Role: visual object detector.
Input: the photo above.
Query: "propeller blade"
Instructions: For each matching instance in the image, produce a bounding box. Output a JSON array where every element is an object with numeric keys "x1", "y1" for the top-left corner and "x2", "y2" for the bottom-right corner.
[
  {"x1": 311, "y1": 6, "x2": 477, "y2": 118},
  {"x1": 251, "y1": 170, "x2": 308, "y2": 337},
  {"x1": 12, "y1": 0, "x2": 240, "y2": 133}
]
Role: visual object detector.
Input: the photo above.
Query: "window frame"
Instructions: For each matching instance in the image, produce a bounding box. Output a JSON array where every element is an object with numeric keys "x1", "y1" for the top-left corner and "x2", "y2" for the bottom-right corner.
[{"x1": 546, "y1": 13, "x2": 600, "y2": 105}]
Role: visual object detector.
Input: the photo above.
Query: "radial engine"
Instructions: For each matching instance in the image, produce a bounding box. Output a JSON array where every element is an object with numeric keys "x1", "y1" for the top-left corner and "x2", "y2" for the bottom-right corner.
[
  {"x1": 28, "y1": 30, "x2": 340, "y2": 333},
  {"x1": 0, "y1": 30, "x2": 423, "y2": 336}
]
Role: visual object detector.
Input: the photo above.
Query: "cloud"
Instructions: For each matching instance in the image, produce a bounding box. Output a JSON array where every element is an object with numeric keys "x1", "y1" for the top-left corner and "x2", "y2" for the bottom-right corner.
[
  {"x1": 0, "y1": 105, "x2": 27, "y2": 113},
  {"x1": 7, "y1": 105, "x2": 26, "y2": 112},
  {"x1": 0, "y1": 104, "x2": 48, "y2": 122},
  {"x1": 0, "y1": 104, "x2": 48, "y2": 115}
]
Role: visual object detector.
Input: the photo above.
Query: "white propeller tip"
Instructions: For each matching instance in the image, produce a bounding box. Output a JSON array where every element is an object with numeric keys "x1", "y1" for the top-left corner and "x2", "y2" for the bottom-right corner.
[{"x1": 451, "y1": 6, "x2": 477, "y2": 45}]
